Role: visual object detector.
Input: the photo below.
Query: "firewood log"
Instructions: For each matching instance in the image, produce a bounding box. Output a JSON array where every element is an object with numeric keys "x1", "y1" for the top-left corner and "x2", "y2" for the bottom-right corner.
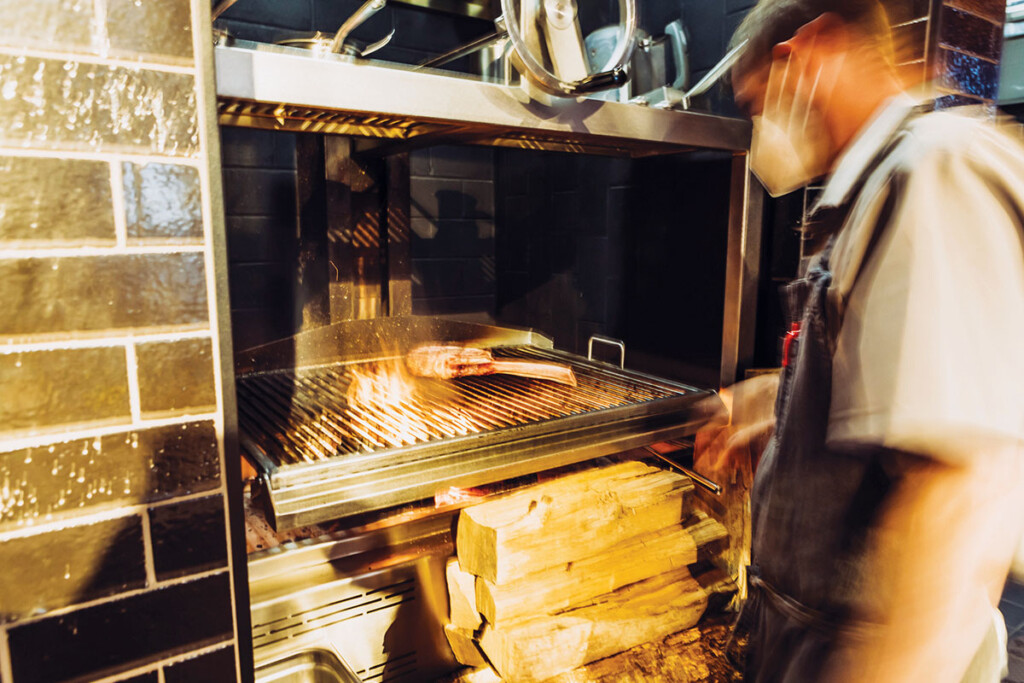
[
  {"x1": 478, "y1": 567, "x2": 708, "y2": 683},
  {"x1": 456, "y1": 462, "x2": 694, "y2": 584},
  {"x1": 446, "y1": 557, "x2": 483, "y2": 631},
  {"x1": 476, "y1": 524, "x2": 697, "y2": 625}
]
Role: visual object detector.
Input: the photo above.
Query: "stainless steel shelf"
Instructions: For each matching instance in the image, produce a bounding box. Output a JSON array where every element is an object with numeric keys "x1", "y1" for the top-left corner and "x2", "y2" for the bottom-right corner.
[{"x1": 214, "y1": 41, "x2": 751, "y2": 156}]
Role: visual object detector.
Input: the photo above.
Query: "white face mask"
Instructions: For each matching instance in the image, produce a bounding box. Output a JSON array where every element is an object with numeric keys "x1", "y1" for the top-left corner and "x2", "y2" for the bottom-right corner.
[{"x1": 749, "y1": 54, "x2": 832, "y2": 197}]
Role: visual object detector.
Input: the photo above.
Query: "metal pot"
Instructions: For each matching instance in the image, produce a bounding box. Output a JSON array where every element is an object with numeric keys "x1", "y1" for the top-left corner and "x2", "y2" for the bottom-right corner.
[{"x1": 585, "y1": 19, "x2": 688, "y2": 102}]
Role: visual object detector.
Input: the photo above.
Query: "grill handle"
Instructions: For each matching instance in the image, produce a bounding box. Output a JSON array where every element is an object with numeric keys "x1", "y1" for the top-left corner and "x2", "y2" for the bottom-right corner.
[
  {"x1": 588, "y1": 335, "x2": 626, "y2": 369},
  {"x1": 643, "y1": 446, "x2": 722, "y2": 496}
]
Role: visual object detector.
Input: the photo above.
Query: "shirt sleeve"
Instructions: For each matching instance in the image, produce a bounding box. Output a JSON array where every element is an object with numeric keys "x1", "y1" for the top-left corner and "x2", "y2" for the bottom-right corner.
[{"x1": 827, "y1": 123, "x2": 1024, "y2": 465}]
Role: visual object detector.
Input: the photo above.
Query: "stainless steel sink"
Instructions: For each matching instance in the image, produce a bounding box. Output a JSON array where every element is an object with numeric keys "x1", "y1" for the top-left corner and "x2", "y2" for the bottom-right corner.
[{"x1": 256, "y1": 649, "x2": 361, "y2": 683}]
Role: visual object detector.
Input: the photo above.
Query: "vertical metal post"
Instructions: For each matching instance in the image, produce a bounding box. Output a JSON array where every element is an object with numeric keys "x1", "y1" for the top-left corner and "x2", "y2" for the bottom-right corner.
[
  {"x1": 385, "y1": 154, "x2": 413, "y2": 317},
  {"x1": 719, "y1": 152, "x2": 765, "y2": 388},
  {"x1": 295, "y1": 134, "x2": 331, "y2": 330}
]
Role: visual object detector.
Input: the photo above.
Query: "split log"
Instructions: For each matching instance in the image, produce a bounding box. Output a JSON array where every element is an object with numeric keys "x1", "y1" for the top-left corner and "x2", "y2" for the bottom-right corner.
[
  {"x1": 446, "y1": 557, "x2": 483, "y2": 631},
  {"x1": 685, "y1": 512, "x2": 729, "y2": 560},
  {"x1": 444, "y1": 623, "x2": 487, "y2": 668},
  {"x1": 457, "y1": 462, "x2": 694, "y2": 584},
  {"x1": 478, "y1": 567, "x2": 709, "y2": 683},
  {"x1": 476, "y1": 524, "x2": 697, "y2": 625}
]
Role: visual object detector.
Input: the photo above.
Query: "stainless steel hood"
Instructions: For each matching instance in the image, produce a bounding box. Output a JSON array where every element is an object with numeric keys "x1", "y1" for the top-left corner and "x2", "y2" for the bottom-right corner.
[{"x1": 213, "y1": 41, "x2": 751, "y2": 156}]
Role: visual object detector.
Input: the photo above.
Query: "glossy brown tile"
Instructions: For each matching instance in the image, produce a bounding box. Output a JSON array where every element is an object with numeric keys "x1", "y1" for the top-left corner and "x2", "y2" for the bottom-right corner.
[
  {"x1": 0, "y1": 421, "x2": 222, "y2": 530},
  {"x1": 0, "y1": 515, "x2": 145, "y2": 623},
  {"x1": 0, "y1": 55, "x2": 199, "y2": 157},
  {"x1": 0, "y1": 347, "x2": 130, "y2": 436},
  {"x1": 123, "y1": 163, "x2": 204, "y2": 242},
  {"x1": 7, "y1": 573, "x2": 233, "y2": 683},
  {"x1": 0, "y1": 157, "x2": 116, "y2": 246},
  {"x1": 136, "y1": 338, "x2": 216, "y2": 417},
  {"x1": 0, "y1": 253, "x2": 209, "y2": 340},
  {"x1": 163, "y1": 646, "x2": 237, "y2": 683},
  {"x1": 940, "y1": 6, "x2": 1004, "y2": 60},
  {"x1": 893, "y1": 18, "x2": 929, "y2": 63},
  {"x1": 0, "y1": 1, "x2": 96, "y2": 54},
  {"x1": 106, "y1": 0, "x2": 194, "y2": 63},
  {"x1": 149, "y1": 495, "x2": 227, "y2": 581},
  {"x1": 943, "y1": 0, "x2": 1007, "y2": 24},
  {"x1": 884, "y1": 0, "x2": 932, "y2": 24},
  {"x1": 938, "y1": 46, "x2": 999, "y2": 98}
]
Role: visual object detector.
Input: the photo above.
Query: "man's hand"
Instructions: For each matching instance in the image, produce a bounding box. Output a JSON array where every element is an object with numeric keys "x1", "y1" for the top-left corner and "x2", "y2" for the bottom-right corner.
[{"x1": 695, "y1": 373, "x2": 780, "y2": 479}]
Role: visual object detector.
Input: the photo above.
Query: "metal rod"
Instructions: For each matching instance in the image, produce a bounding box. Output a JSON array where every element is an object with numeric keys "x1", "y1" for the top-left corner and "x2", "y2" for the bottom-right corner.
[
  {"x1": 643, "y1": 446, "x2": 722, "y2": 496},
  {"x1": 211, "y1": 0, "x2": 242, "y2": 20},
  {"x1": 682, "y1": 38, "x2": 748, "y2": 108},
  {"x1": 330, "y1": 0, "x2": 388, "y2": 54},
  {"x1": 415, "y1": 29, "x2": 508, "y2": 70}
]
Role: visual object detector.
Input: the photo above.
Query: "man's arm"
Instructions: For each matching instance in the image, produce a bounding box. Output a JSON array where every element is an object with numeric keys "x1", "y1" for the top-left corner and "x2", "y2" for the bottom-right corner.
[{"x1": 830, "y1": 444, "x2": 1024, "y2": 682}]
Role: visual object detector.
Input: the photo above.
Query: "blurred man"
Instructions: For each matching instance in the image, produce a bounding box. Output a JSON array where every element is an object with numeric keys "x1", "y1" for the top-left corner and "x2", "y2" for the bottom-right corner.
[{"x1": 726, "y1": 1, "x2": 1024, "y2": 681}]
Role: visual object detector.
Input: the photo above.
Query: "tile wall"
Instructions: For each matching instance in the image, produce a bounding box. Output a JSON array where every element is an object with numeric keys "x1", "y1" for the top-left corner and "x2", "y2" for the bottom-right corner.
[
  {"x1": 410, "y1": 146, "x2": 497, "y2": 320},
  {"x1": 494, "y1": 149, "x2": 735, "y2": 387},
  {"x1": 217, "y1": 2, "x2": 499, "y2": 350},
  {"x1": 932, "y1": 0, "x2": 1007, "y2": 107},
  {"x1": 0, "y1": 1, "x2": 247, "y2": 682}
]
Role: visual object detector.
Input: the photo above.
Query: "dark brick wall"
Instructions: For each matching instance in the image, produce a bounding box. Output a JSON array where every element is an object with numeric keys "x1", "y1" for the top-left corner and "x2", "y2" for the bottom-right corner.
[
  {"x1": 217, "y1": 3, "x2": 500, "y2": 349},
  {"x1": 410, "y1": 147, "x2": 496, "y2": 320},
  {"x1": 0, "y1": 2, "x2": 245, "y2": 682},
  {"x1": 933, "y1": 0, "x2": 1006, "y2": 107},
  {"x1": 494, "y1": 150, "x2": 735, "y2": 387}
]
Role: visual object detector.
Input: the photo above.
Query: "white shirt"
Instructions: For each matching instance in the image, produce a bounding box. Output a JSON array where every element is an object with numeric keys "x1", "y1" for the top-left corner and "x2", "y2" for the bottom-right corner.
[{"x1": 813, "y1": 99, "x2": 1024, "y2": 465}]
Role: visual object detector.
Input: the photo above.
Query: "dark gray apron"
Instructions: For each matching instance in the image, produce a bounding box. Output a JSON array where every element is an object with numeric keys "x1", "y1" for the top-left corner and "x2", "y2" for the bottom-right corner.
[{"x1": 740, "y1": 110, "x2": 926, "y2": 682}]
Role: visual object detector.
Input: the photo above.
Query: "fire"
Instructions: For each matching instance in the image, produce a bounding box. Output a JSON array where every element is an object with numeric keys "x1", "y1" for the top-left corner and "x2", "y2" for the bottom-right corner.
[
  {"x1": 347, "y1": 360, "x2": 415, "y2": 409},
  {"x1": 344, "y1": 357, "x2": 481, "y2": 450},
  {"x1": 346, "y1": 360, "x2": 425, "y2": 448}
]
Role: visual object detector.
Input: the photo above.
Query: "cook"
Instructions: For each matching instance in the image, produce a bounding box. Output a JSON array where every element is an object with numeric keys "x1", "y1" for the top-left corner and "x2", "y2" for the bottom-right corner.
[{"x1": 724, "y1": 0, "x2": 1024, "y2": 680}]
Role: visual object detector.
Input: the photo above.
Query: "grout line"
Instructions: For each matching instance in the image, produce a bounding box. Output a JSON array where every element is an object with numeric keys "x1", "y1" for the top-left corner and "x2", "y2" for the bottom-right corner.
[
  {"x1": 140, "y1": 503, "x2": 158, "y2": 588},
  {"x1": 0, "y1": 328, "x2": 212, "y2": 354},
  {"x1": 892, "y1": 16, "x2": 930, "y2": 28},
  {"x1": 147, "y1": 488, "x2": 226, "y2": 509},
  {"x1": 0, "y1": 147, "x2": 206, "y2": 168},
  {"x1": 938, "y1": 42, "x2": 1000, "y2": 65},
  {"x1": 0, "y1": 626, "x2": 13, "y2": 683},
  {"x1": 91, "y1": 0, "x2": 109, "y2": 58},
  {"x1": 0, "y1": 44, "x2": 196, "y2": 75},
  {"x1": 111, "y1": 160, "x2": 128, "y2": 248},
  {"x1": 125, "y1": 343, "x2": 142, "y2": 424},
  {"x1": 0, "y1": 506, "x2": 140, "y2": 542},
  {"x1": 0, "y1": 244, "x2": 206, "y2": 260},
  {"x1": 0, "y1": 411, "x2": 220, "y2": 454},
  {"x1": 158, "y1": 665, "x2": 167, "y2": 683},
  {"x1": 3, "y1": 568, "x2": 233, "y2": 625}
]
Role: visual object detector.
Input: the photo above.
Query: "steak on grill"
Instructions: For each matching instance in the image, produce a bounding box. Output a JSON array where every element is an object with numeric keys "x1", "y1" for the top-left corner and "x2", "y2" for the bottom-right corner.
[{"x1": 406, "y1": 345, "x2": 577, "y2": 386}]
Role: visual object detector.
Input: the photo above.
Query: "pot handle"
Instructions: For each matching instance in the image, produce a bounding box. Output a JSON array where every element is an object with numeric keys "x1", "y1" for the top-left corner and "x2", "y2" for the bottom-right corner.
[{"x1": 665, "y1": 19, "x2": 689, "y2": 90}]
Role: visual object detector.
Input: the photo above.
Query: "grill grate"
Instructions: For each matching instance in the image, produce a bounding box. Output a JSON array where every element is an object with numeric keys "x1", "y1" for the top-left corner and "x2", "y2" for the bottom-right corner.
[{"x1": 237, "y1": 346, "x2": 688, "y2": 467}]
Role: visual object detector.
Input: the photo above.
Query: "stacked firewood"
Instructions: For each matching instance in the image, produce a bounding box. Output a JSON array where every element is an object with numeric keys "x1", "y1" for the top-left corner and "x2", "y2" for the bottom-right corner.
[{"x1": 443, "y1": 460, "x2": 735, "y2": 682}]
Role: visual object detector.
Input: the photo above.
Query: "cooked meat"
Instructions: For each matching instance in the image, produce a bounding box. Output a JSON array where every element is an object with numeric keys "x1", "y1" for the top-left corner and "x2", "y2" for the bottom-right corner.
[
  {"x1": 406, "y1": 345, "x2": 577, "y2": 386},
  {"x1": 405, "y1": 345, "x2": 494, "y2": 380}
]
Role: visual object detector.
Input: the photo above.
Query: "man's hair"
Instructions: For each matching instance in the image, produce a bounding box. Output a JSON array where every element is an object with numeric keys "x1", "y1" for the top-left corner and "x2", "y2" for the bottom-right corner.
[{"x1": 729, "y1": 0, "x2": 892, "y2": 80}]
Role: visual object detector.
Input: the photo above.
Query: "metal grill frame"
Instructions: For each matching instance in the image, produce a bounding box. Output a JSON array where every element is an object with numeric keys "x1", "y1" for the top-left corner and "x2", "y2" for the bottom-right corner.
[{"x1": 237, "y1": 318, "x2": 719, "y2": 529}]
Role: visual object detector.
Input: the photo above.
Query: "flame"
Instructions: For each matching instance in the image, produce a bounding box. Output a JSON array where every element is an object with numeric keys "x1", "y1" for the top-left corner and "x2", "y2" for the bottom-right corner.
[
  {"x1": 347, "y1": 360, "x2": 415, "y2": 409},
  {"x1": 344, "y1": 358, "x2": 482, "y2": 450},
  {"x1": 346, "y1": 360, "x2": 424, "y2": 448}
]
